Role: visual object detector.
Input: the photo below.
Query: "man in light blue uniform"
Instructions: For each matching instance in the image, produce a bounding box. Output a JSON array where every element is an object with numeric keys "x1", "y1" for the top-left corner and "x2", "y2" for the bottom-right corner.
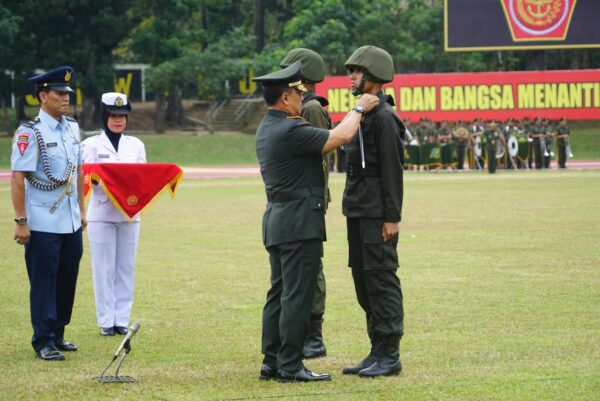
[{"x1": 11, "y1": 66, "x2": 86, "y2": 361}]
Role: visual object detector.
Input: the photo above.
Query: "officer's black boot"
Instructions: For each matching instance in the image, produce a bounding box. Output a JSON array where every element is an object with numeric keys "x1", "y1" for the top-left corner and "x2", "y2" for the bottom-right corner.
[
  {"x1": 303, "y1": 318, "x2": 327, "y2": 359},
  {"x1": 342, "y1": 335, "x2": 381, "y2": 375},
  {"x1": 358, "y1": 336, "x2": 402, "y2": 377}
]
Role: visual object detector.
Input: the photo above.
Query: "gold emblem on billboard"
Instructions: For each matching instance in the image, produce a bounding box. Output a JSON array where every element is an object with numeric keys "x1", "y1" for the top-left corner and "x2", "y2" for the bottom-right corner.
[
  {"x1": 516, "y1": 0, "x2": 562, "y2": 28},
  {"x1": 501, "y1": 0, "x2": 576, "y2": 41}
]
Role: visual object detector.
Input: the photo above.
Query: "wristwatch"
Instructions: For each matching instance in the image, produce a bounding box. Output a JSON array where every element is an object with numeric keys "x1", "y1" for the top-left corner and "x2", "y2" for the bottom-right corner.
[
  {"x1": 352, "y1": 104, "x2": 365, "y2": 114},
  {"x1": 14, "y1": 216, "x2": 27, "y2": 225}
]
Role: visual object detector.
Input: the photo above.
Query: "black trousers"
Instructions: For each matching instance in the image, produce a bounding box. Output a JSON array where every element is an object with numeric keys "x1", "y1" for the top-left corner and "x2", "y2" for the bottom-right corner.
[
  {"x1": 347, "y1": 218, "x2": 403, "y2": 338},
  {"x1": 25, "y1": 229, "x2": 82, "y2": 352},
  {"x1": 487, "y1": 146, "x2": 497, "y2": 174},
  {"x1": 558, "y1": 145, "x2": 567, "y2": 168},
  {"x1": 533, "y1": 139, "x2": 544, "y2": 169},
  {"x1": 456, "y1": 142, "x2": 466, "y2": 169},
  {"x1": 310, "y1": 259, "x2": 326, "y2": 317},
  {"x1": 262, "y1": 239, "x2": 321, "y2": 372}
]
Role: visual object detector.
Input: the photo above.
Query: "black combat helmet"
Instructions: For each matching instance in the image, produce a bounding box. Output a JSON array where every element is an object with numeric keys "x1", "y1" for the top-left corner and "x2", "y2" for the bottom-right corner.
[
  {"x1": 280, "y1": 48, "x2": 326, "y2": 83},
  {"x1": 345, "y1": 46, "x2": 394, "y2": 84}
]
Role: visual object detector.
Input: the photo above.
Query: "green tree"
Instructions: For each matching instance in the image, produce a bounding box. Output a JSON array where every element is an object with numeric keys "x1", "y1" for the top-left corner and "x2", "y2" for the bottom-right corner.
[
  {"x1": 5, "y1": 1, "x2": 133, "y2": 129},
  {"x1": 0, "y1": 4, "x2": 22, "y2": 134},
  {"x1": 129, "y1": 0, "x2": 204, "y2": 131}
]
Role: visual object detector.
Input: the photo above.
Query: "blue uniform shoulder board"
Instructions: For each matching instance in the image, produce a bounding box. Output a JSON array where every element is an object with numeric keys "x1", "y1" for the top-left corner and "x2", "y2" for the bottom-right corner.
[
  {"x1": 65, "y1": 116, "x2": 77, "y2": 122},
  {"x1": 21, "y1": 116, "x2": 40, "y2": 129}
]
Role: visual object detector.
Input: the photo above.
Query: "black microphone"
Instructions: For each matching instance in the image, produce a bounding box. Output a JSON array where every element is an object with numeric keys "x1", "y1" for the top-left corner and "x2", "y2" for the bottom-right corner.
[{"x1": 113, "y1": 322, "x2": 141, "y2": 360}]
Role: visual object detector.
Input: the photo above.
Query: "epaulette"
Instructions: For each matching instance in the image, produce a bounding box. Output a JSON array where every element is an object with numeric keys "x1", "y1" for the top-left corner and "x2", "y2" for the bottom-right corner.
[
  {"x1": 20, "y1": 116, "x2": 40, "y2": 129},
  {"x1": 66, "y1": 116, "x2": 77, "y2": 122},
  {"x1": 303, "y1": 92, "x2": 329, "y2": 107},
  {"x1": 315, "y1": 96, "x2": 329, "y2": 107}
]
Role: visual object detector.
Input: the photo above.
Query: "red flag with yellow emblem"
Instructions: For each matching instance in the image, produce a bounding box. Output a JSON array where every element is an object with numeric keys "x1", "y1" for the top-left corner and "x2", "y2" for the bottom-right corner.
[{"x1": 83, "y1": 163, "x2": 183, "y2": 220}]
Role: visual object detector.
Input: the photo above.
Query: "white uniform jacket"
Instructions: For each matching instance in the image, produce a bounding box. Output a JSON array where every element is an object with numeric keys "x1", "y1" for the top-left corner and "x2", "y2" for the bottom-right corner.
[{"x1": 82, "y1": 131, "x2": 146, "y2": 222}]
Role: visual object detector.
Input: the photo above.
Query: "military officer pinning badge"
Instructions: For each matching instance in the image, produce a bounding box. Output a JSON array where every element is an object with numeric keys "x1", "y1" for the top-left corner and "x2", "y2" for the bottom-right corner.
[
  {"x1": 17, "y1": 132, "x2": 29, "y2": 156},
  {"x1": 127, "y1": 195, "x2": 138, "y2": 206}
]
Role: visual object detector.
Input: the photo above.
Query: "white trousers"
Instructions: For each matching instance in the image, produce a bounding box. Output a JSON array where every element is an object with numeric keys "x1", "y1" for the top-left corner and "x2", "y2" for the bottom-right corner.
[{"x1": 88, "y1": 221, "x2": 140, "y2": 328}]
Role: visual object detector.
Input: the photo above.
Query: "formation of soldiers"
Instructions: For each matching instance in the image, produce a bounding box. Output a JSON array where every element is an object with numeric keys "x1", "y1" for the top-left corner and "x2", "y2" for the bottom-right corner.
[{"x1": 403, "y1": 117, "x2": 572, "y2": 173}]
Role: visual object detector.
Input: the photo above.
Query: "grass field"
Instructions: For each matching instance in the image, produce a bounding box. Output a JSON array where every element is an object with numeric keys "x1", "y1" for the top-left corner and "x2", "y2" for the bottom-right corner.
[{"x1": 1, "y1": 169, "x2": 599, "y2": 401}]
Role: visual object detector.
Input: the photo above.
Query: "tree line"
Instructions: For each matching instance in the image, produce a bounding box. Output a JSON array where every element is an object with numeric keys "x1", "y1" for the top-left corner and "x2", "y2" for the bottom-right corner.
[{"x1": 1, "y1": 0, "x2": 598, "y2": 133}]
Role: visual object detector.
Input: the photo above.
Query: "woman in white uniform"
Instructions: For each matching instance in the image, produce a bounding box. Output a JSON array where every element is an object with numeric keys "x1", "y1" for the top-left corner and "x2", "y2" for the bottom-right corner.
[{"x1": 82, "y1": 92, "x2": 146, "y2": 336}]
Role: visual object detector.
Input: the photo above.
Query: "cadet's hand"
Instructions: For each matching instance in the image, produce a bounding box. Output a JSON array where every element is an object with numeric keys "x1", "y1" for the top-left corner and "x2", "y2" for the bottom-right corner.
[
  {"x1": 14, "y1": 224, "x2": 30, "y2": 246},
  {"x1": 381, "y1": 222, "x2": 399, "y2": 242},
  {"x1": 357, "y1": 93, "x2": 379, "y2": 113}
]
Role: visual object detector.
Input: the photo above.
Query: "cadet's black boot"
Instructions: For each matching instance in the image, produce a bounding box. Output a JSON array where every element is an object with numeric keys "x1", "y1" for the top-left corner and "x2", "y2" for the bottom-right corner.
[
  {"x1": 303, "y1": 318, "x2": 327, "y2": 359},
  {"x1": 358, "y1": 336, "x2": 401, "y2": 377},
  {"x1": 342, "y1": 335, "x2": 381, "y2": 375}
]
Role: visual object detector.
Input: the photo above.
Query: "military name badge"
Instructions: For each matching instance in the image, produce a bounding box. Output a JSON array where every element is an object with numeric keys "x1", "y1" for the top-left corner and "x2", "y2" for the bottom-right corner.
[
  {"x1": 501, "y1": 0, "x2": 577, "y2": 41},
  {"x1": 16, "y1": 132, "x2": 30, "y2": 156}
]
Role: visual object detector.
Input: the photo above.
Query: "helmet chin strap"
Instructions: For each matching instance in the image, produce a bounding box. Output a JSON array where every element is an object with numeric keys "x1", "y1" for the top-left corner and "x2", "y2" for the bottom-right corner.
[{"x1": 352, "y1": 78, "x2": 366, "y2": 96}]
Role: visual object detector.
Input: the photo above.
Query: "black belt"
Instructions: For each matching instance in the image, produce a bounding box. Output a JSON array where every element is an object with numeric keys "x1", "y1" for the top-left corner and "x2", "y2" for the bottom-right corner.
[
  {"x1": 347, "y1": 164, "x2": 381, "y2": 177},
  {"x1": 266, "y1": 186, "x2": 324, "y2": 203}
]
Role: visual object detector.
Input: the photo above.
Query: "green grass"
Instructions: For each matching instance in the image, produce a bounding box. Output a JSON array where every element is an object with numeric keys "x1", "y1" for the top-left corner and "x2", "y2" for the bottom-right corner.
[
  {"x1": 1, "y1": 170, "x2": 599, "y2": 400},
  {"x1": 1, "y1": 123, "x2": 599, "y2": 169}
]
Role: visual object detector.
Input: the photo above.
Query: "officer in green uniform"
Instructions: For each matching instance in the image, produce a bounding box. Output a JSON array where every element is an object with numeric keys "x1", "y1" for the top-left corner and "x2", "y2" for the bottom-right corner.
[
  {"x1": 555, "y1": 117, "x2": 571, "y2": 169},
  {"x1": 254, "y1": 61, "x2": 378, "y2": 382},
  {"x1": 483, "y1": 121, "x2": 502, "y2": 174},
  {"x1": 342, "y1": 46, "x2": 405, "y2": 378},
  {"x1": 452, "y1": 120, "x2": 469, "y2": 170},
  {"x1": 280, "y1": 48, "x2": 332, "y2": 360},
  {"x1": 415, "y1": 118, "x2": 428, "y2": 145},
  {"x1": 530, "y1": 117, "x2": 545, "y2": 169}
]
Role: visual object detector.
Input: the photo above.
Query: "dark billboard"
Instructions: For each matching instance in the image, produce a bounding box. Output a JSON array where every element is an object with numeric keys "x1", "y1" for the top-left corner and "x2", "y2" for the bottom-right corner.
[{"x1": 445, "y1": 0, "x2": 600, "y2": 51}]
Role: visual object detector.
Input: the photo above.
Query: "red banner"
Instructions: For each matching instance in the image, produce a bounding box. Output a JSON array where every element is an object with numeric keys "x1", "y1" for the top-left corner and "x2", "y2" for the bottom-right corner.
[
  {"x1": 316, "y1": 69, "x2": 600, "y2": 123},
  {"x1": 83, "y1": 163, "x2": 183, "y2": 220}
]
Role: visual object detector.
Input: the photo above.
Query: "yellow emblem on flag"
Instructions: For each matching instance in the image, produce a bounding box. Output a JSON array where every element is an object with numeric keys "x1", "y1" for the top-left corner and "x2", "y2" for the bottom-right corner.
[{"x1": 126, "y1": 195, "x2": 138, "y2": 206}]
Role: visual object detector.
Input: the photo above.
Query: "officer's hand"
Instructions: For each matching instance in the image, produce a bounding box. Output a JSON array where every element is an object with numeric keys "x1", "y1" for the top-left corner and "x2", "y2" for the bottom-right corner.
[
  {"x1": 381, "y1": 222, "x2": 399, "y2": 242},
  {"x1": 14, "y1": 224, "x2": 30, "y2": 246},
  {"x1": 357, "y1": 93, "x2": 379, "y2": 113}
]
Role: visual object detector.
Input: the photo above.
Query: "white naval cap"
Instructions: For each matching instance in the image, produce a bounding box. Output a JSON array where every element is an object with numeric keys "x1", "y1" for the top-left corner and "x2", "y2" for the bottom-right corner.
[{"x1": 101, "y1": 92, "x2": 131, "y2": 114}]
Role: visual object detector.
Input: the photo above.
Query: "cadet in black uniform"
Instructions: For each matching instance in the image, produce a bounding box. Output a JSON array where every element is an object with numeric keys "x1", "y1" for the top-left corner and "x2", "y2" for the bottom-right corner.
[
  {"x1": 254, "y1": 62, "x2": 378, "y2": 382},
  {"x1": 280, "y1": 48, "x2": 332, "y2": 360},
  {"x1": 342, "y1": 46, "x2": 405, "y2": 378}
]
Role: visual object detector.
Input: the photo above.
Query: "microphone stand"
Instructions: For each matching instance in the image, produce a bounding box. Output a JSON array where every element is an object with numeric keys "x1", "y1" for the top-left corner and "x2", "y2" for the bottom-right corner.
[{"x1": 94, "y1": 339, "x2": 137, "y2": 383}]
